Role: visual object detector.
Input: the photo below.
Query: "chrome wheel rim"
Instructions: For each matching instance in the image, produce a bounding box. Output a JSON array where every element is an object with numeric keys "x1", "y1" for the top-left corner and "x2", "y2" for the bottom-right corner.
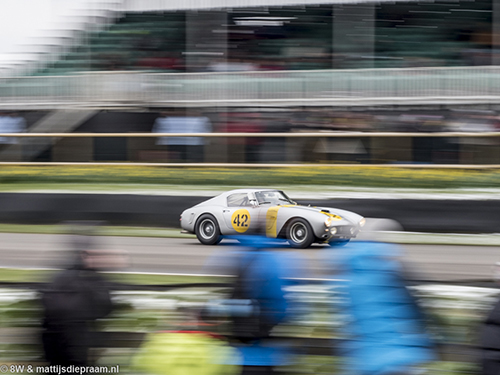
[
  {"x1": 290, "y1": 222, "x2": 307, "y2": 244},
  {"x1": 199, "y1": 219, "x2": 216, "y2": 240}
]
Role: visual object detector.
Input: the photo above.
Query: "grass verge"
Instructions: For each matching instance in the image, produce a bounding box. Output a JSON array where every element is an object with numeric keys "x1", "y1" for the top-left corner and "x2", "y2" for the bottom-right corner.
[
  {"x1": 2, "y1": 165, "x2": 500, "y2": 188},
  {"x1": 0, "y1": 267, "x2": 220, "y2": 285},
  {"x1": 0, "y1": 224, "x2": 193, "y2": 238}
]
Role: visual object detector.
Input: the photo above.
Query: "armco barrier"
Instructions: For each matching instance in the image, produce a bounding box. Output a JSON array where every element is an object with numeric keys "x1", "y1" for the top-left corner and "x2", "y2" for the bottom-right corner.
[{"x1": 0, "y1": 193, "x2": 498, "y2": 233}]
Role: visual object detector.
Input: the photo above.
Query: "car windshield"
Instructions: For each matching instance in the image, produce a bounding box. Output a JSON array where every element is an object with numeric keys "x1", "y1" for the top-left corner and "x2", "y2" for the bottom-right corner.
[{"x1": 254, "y1": 190, "x2": 295, "y2": 205}]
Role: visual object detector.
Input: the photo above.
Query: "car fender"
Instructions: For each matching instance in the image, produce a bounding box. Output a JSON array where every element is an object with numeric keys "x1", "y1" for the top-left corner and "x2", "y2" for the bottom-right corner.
[
  {"x1": 181, "y1": 206, "x2": 225, "y2": 234},
  {"x1": 271, "y1": 207, "x2": 321, "y2": 239},
  {"x1": 273, "y1": 206, "x2": 358, "y2": 239}
]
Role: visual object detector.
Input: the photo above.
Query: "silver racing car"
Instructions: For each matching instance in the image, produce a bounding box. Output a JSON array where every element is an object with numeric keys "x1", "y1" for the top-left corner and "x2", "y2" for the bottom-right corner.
[{"x1": 180, "y1": 188, "x2": 365, "y2": 248}]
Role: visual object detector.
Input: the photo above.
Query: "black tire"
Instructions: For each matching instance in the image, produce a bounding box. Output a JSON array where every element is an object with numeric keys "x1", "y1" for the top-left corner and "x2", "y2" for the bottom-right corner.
[
  {"x1": 328, "y1": 239, "x2": 350, "y2": 247},
  {"x1": 195, "y1": 214, "x2": 222, "y2": 245},
  {"x1": 286, "y1": 218, "x2": 314, "y2": 249}
]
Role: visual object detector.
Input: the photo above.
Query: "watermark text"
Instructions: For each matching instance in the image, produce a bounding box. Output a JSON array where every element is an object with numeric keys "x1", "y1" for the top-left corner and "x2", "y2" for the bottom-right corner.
[{"x1": 0, "y1": 365, "x2": 119, "y2": 374}]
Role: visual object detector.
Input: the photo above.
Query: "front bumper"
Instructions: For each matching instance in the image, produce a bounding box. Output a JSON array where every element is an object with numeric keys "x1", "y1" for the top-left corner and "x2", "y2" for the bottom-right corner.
[{"x1": 320, "y1": 224, "x2": 359, "y2": 241}]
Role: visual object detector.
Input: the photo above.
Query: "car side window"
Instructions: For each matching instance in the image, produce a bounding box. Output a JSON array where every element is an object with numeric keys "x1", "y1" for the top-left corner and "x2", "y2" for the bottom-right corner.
[
  {"x1": 227, "y1": 193, "x2": 250, "y2": 207},
  {"x1": 255, "y1": 191, "x2": 278, "y2": 204}
]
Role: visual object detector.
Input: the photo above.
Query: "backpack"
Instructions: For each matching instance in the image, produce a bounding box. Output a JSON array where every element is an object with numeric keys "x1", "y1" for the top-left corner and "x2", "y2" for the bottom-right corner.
[{"x1": 230, "y1": 250, "x2": 287, "y2": 341}]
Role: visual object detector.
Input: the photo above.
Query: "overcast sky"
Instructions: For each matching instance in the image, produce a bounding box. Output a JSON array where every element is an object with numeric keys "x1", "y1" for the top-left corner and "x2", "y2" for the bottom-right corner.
[
  {"x1": 0, "y1": 0, "x2": 96, "y2": 66},
  {"x1": 0, "y1": 1, "x2": 57, "y2": 55}
]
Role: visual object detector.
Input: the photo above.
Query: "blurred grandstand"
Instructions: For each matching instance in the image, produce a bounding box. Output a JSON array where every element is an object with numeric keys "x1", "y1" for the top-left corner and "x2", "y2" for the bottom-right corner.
[
  {"x1": 3, "y1": 0, "x2": 496, "y2": 76},
  {"x1": 1, "y1": 0, "x2": 500, "y2": 164}
]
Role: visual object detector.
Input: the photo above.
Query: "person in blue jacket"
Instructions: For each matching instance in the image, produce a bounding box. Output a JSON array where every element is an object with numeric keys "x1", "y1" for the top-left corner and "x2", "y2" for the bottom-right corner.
[
  {"x1": 204, "y1": 234, "x2": 304, "y2": 375},
  {"x1": 325, "y1": 233, "x2": 436, "y2": 375}
]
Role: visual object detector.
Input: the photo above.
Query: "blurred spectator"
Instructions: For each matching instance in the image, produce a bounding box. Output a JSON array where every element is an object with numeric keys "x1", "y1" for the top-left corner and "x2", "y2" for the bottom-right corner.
[
  {"x1": 0, "y1": 111, "x2": 26, "y2": 145},
  {"x1": 204, "y1": 234, "x2": 304, "y2": 375},
  {"x1": 152, "y1": 110, "x2": 212, "y2": 162},
  {"x1": 42, "y1": 250, "x2": 112, "y2": 366},
  {"x1": 446, "y1": 113, "x2": 497, "y2": 133},
  {"x1": 257, "y1": 59, "x2": 285, "y2": 71},
  {"x1": 479, "y1": 262, "x2": 500, "y2": 375},
  {"x1": 136, "y1": 52, "x2": 183, "y2": 71},
  {"x1": 207, "y1": 58, "x2": 259, "y2": 72},
  {"x1": 40, "y1": 234, "x2": 115, "y2": 368},
  {"x1": 225, "y1": 113, "x2": 264, "y2": 163},
  {"x1": 132, "y1": 330, "x2": 240, "y2": 375},
  {"x1": 325, "y1": 238, "x2": 436, "y2": 374},
  {"x1": 257, "y1": 113, "x2": 290, "y2": 163}
]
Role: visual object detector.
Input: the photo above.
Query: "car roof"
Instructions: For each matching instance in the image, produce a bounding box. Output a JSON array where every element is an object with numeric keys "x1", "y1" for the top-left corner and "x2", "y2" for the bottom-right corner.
[
  {"x1": 193, "y1": 188, "x2": 284, "y2": 208},
  {"x1": 221, "y1": 188, "x2": 279, "y2": 196}
]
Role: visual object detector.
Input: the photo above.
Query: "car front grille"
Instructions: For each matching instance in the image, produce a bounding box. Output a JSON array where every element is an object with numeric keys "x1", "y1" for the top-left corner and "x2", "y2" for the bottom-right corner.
[{"x1": 336, "y1": 225, "x2": 354, "y2": 235}]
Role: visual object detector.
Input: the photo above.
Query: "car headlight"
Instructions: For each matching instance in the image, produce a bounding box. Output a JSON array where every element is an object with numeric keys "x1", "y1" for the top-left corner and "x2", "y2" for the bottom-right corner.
[
  {"x1": 359, "y1": 218, "x2": 366, "y2": 227},
  {"x1": 330, "y1": 227, "x2": 337, "y2": 235},
  {"x1": 324, "y1": 217, "x2": 333, "y2": 227}
]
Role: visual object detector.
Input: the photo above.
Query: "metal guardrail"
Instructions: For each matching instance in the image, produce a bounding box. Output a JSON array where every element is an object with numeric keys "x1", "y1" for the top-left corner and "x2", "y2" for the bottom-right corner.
[
  {"x1": 2, "y1": 66, "x2": 500, "y2": 108},
  {"x1": 0, "y1": 131, "x2": 500, "y2": 137},
  {"x1": 1, "y1": 163, "x2": 499, "y2": 168}
]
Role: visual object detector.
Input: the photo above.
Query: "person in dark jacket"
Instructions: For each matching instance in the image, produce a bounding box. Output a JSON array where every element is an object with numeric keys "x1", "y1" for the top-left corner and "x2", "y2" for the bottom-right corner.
[{"x1": 40, "y1": 236, "x2": 115, "y2": 367}]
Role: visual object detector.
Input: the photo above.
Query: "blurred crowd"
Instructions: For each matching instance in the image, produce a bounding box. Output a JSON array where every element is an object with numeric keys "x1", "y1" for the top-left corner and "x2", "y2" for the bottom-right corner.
[
  {"x1": 204, "y1": 109, "x2": 500, "y2": 134},
  {"x1": 6, "y1": 108, "x2": 500, "y2": 164},
  {"x1": 37, "y1": 0, "x2": 496, "y2": 76},
  {"x1": 145, "y1": 107, "x2": 500, "y2": 164}
]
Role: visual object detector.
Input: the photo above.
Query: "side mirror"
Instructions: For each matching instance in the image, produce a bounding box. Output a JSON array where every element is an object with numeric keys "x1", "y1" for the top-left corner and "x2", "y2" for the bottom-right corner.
[{"x1": 249, "y1": 199, "x2": 258, "y2": 207}]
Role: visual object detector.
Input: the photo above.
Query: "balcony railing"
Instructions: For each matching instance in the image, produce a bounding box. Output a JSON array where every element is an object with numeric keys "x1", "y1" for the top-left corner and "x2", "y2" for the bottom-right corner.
[{"x1": 2, "y1": 66, "x2": 500, "y2": 109}]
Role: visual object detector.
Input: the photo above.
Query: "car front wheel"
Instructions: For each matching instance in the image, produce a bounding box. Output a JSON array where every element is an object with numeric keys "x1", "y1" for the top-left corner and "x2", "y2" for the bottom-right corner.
[
  {"x1": 195, "y1": 214, "x2": 222, "y2": 245},
  {"x1": 287, "y1": 218, "x2": 314, "y2": 249}
]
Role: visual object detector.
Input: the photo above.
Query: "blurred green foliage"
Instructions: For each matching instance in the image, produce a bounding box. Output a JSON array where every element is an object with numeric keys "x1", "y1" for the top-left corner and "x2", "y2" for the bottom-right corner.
[
  {"x1": 0, "y1": 279, "x2": 491, "y2": 374},
  {"x1": 1, "y1": 165, "x2": 500, "y2": 188}
]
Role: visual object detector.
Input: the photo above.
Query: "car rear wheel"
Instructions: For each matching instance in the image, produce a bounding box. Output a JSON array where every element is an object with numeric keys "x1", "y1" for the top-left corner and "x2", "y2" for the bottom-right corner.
[
  {"x1": 195, "y1": 214, "x2": 222, "y2": 245},
  {"x1": 287, "y1": 218, "x2": 314, "y2": 249}
]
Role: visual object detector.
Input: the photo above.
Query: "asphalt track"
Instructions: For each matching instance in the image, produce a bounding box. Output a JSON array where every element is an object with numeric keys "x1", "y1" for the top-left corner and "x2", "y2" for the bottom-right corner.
[{"x1": 1, "y1": 232, "x2": 499, "y2": 282}]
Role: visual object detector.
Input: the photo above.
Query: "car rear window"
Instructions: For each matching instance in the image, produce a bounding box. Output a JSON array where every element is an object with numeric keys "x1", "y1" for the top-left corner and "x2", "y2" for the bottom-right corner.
[{"x1": 227, "y1": 193, "x2": 250, "y2": 207}]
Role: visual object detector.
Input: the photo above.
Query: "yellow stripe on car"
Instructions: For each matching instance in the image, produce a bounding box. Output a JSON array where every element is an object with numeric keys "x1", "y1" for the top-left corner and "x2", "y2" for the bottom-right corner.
[
  {"x1": 323, "y1": 212, "x2": 342, "y2": 227},
  {"x1": 266, "y1": 206, "x2": 281, "y2": 237},
  {"x1": 265, "y1": 205, "x2": 295, "y2": 237},
  {"x1": 323, "y1": 212, "x2": 342, "y2": 220}
]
